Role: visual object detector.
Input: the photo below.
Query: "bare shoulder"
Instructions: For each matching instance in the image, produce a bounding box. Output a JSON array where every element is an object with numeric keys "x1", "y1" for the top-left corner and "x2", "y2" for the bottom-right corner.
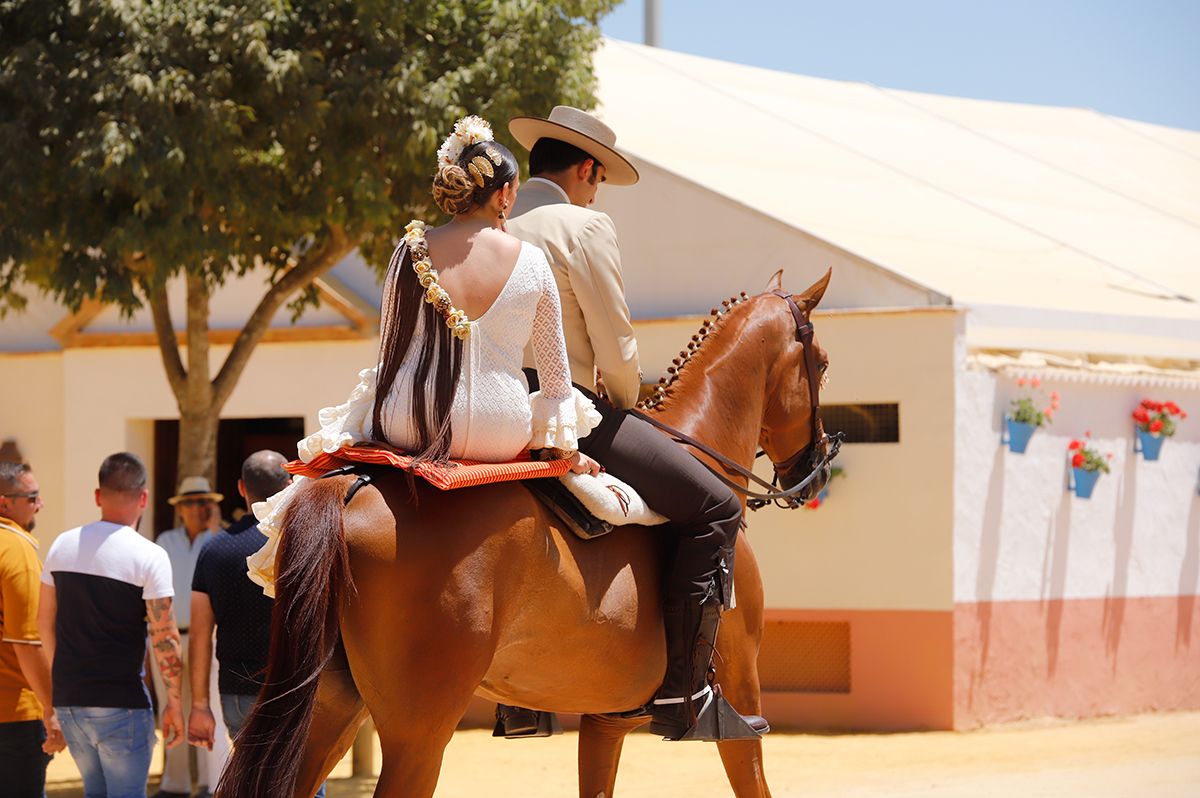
[{"x1": 478, "y1": 227, "x2": 524, "y2": 259}]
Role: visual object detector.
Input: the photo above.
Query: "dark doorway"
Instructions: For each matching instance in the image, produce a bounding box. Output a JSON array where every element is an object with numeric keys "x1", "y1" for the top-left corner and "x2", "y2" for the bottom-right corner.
[{"x1": 153, "y1": 417, "x2": 304, "y2": 537}]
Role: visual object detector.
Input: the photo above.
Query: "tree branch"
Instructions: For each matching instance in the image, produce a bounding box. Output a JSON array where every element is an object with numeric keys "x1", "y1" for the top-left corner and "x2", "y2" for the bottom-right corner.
[
  {"x1": 211, "y1": 226, "x2": 355, "y2": 409},
  {"x1": 144, "y1": 278, "x2": 187, "y2": 404}
]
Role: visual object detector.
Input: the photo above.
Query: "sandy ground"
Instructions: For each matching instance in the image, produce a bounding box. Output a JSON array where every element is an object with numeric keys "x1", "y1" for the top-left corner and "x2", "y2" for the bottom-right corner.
[{"x1": 45, "y1": 711, "x2": 1200, "y2": 797}]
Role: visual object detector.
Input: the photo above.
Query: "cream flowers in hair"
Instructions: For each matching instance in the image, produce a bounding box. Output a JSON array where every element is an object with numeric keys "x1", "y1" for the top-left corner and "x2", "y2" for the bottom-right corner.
[
  {"x1": 436, "y1": 115, "x2": 494, "y2": 166},
  {"x1": 404, "y1": 219, "x2": 471, "y2": 340}
]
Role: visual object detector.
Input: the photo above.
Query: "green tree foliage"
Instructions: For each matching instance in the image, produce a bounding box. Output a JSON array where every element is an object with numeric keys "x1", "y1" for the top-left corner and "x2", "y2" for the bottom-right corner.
[{"x1": 0, "y1": 0, "x2": 617, "y2": 479}]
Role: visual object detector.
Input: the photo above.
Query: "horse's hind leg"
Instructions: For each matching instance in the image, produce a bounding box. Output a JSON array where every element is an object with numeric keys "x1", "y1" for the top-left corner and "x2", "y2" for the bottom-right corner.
[
  {"x1": 294, "y1": 639, "x2": 370, "y2": 797},
  {"x1": 578, "y1": 713, "x2": 649, "y2": 798}
]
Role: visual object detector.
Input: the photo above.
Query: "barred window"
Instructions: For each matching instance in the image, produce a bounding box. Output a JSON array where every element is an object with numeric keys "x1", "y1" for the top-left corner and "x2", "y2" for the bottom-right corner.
[
  {"x1": 760, "y1": 620, "x2": 851, "y2": 693},
  {"x1": 820, "y1": 403, "x2": 900, "y2": 444}
]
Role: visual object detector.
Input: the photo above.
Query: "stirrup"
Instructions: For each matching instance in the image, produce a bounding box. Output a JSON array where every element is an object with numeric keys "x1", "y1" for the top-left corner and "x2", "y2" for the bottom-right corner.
[
  {"x1": 492, "y1": 706, "x2": 563, "y2": 739},
  {"x1": 652, "y1": 685, "x2": 767, "y2": 742}
]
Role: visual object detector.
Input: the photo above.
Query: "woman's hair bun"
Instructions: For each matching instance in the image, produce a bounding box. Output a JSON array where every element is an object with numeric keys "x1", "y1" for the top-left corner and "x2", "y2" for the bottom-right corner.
[{"x1": 432, "y1": 163, "x2": 477, "y2": 216}]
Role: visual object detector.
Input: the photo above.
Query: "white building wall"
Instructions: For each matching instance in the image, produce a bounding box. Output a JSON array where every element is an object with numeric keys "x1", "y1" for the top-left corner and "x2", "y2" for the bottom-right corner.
[
  {"x1": 954, "y1": 354, "x2": 1200, "y2": 604},
  {"x1": 1, "y1": 339, "x2": 378, "y2": 545},
  {"x1": 738, "y1": 307, "x2": 961, "y2": 611}
]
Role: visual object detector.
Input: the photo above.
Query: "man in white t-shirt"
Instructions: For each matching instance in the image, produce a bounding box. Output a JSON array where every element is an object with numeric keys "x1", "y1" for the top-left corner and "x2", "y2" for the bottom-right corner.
[{"x1": 38, "y1": 452, "x2": 186, "y2": 798}]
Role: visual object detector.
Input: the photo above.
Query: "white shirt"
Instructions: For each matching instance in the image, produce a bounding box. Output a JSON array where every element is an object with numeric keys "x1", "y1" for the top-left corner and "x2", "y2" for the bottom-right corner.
[
  {"x1": 155, "y1": 526, "x2": 216, "y2": 629},
  {"x1": 524, "y1": 176, "x2": 570, "y2": 204}
]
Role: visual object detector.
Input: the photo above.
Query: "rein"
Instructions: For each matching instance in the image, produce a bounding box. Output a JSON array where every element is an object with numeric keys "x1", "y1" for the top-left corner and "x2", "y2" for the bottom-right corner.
[
  {"x1": 632, "y1": 289, "x2": 843, "y2": 510},
  {"x1": 630, "y1": 409, "x2": 839, "y2": 510}
]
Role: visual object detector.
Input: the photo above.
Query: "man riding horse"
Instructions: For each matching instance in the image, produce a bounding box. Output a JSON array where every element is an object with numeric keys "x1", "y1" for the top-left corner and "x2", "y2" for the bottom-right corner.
[{"x1": 503, "y1": 106, "x2": 766, "y2": 741}]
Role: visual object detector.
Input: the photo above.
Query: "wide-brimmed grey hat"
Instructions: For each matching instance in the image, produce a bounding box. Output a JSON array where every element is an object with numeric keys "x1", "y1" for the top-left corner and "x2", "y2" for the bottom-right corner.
[{"x1": 508, "y1": 105, "x2": 639, "y2": 186}]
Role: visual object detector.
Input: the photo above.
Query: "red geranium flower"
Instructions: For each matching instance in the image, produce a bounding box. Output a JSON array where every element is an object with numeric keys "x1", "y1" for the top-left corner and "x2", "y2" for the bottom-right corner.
[
  {"x1": 1141, "y1": 399, "x2": 1158, "y2": 410},
  {"x1": 1149, "y1": 419, "x2": 1163, "y2": 433},
  {"x1": 1071, "y1": 452, "x2": 1085, "y2": 468},
  {"x1": 1132, "y1": 408, "x2": 1150, "y2": 424},
  {"x1": 1165, "y1": 402, "x2": 1181, "y2": 415}
]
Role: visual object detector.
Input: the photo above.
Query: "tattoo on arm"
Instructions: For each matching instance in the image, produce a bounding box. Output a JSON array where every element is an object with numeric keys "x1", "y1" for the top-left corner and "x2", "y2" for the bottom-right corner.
[{"x1": 146, "y1": 598, "x2": 183, "y2": 700}]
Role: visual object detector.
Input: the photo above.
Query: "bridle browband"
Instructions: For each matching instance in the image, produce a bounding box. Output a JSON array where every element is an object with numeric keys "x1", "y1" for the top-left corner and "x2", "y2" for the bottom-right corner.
[{"x1": 632, "y1": 289, "x2": 843, "y2": 510}]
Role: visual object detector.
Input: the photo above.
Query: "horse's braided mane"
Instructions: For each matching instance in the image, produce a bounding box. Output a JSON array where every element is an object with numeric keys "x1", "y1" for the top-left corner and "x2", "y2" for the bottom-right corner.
[{"x1": 637, "y1": 290, "x2": 751, "y2": 413}]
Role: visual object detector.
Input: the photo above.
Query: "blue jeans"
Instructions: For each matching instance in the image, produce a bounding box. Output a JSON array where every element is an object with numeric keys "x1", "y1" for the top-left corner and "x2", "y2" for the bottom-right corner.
[
  {"x1": 56, "y1": 706, "x2": 155, "y2": 798},
  {"x1": 221, "y1": 693, "x2": 326, "y2": 798}
]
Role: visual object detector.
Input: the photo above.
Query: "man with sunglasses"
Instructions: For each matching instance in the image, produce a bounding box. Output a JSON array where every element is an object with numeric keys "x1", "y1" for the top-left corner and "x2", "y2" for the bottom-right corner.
[
  {"x1": 0, "y1": 461, "x2": 64, "y2": 797},
  {"x1": 152, "y1": 476, "x2": 227, "y2": 798}
]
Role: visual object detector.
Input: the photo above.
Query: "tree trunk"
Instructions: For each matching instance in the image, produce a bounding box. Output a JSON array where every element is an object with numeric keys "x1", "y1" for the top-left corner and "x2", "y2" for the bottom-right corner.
[
  {"x1": 142, "y1": 226, "x2": 354, "y2": 490},
  {"x1": 177, "y1": 271, "x2": 219, "y2": 483}
]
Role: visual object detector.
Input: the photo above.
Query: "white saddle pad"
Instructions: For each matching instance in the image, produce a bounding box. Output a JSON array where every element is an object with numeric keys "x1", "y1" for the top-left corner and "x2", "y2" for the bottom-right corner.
[{"x1": 559, "y1": 472, "x2": 668, "y2": 526}]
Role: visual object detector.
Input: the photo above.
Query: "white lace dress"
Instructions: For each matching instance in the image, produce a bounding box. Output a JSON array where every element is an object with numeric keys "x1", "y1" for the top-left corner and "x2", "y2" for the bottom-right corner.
[{"x1": 248, "y1": 240, "x2": 601, "y2": 594}]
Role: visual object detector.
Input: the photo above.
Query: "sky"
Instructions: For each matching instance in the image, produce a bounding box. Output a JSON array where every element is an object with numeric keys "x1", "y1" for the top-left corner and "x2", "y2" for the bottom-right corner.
[{"x1": 600, "y1": 0, "x2": 1200, "y2": 132}]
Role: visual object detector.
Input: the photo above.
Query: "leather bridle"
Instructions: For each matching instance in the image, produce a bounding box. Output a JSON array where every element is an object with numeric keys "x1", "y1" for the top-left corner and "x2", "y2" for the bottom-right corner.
[{"x1": 632, "y1": 290, "x2": 843, "y2": 510}]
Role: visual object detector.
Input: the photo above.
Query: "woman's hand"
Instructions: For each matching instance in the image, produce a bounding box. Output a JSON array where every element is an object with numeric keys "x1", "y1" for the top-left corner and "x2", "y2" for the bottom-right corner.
[{"x1": 570, "y1": 451, "x2": 603, "y2": 476}]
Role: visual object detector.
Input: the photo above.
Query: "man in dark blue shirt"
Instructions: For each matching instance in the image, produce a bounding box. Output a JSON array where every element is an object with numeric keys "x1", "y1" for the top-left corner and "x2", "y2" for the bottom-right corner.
[{"x1": 185, "y1": 449, "x2": 326, "y2": 795}]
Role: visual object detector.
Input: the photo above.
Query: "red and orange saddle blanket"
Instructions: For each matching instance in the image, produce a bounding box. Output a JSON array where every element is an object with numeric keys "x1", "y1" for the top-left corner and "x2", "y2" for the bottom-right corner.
[{"x1": 283, "y1": 442, "x2": 571, "y2": 490}]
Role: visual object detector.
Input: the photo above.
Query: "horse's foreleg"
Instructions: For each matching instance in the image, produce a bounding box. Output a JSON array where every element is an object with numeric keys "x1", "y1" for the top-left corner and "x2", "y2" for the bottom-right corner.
[
  {"x1": 715, "y1": 543, "x2": 773, "y2": 798},
  {"x1": 578, "y1": 713, "x2": 649, "y2": 798},
  {"x1": 294, "y1": 639, "x2": 370, "y2": 798}
]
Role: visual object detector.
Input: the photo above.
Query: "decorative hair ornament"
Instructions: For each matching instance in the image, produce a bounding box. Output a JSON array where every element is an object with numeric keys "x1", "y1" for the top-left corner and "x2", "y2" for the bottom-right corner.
[
  {"x1": 403, "y1": 219, "x2": 470, "y2": 340},
  {"x1": 467, "y1": 155, "x2": 495, "y2": 187},
  {"x1": 436, "y1": 115, "x2": 494, "y2": 167}
]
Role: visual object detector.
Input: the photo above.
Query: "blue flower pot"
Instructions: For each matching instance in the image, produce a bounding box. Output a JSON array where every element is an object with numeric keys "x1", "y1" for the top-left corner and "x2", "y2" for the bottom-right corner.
[
  {"x1": 1004, "y1": 417, "x2": 1036, "y2": 454},
  {"x1": 1071, "y1": 467, "x2": 1101, "y2": 499},
  {"x1": 1134, "y1": 428, "x2": 1164, "y2": 461}
]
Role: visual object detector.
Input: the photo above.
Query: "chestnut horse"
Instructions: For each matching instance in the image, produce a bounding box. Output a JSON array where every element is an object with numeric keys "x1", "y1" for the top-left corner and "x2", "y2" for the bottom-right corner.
[{"x1": 218, "y1": 269, "x2": 832, "y2": 798}]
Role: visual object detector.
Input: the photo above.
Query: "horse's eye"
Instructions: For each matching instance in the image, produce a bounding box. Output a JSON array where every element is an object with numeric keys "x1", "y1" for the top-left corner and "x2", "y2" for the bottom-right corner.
[{"x1": 819, "y1": 362, "x2": 829, "y2": 373}]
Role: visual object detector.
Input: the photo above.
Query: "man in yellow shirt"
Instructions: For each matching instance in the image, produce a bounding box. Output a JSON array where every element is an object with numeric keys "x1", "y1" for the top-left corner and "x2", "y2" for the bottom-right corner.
[{"x1": 0, "y1": 461, "x2": 64, "y2": 797}]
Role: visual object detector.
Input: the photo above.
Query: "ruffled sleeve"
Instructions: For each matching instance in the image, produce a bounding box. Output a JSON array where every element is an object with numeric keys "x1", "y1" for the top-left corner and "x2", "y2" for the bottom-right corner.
[
  {"x1": 529, "y1": 388, "x2": 603, "y2": 452},
  {"x1": 527, "y1": 247, "x2": 600, "y2": 454},
  {"x1": 245, "y1": 476, "x2": 308, "y2": 598},
  {"x1": 296, "y1": 367, "x2": 378, "y2": 463}
]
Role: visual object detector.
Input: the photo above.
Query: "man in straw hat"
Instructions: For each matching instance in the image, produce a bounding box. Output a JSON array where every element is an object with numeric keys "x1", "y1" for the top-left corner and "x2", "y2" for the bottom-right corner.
[
  {"x1": 152, "y1": 476, "x2": 228, "y2": 798},
  {"x1": 502, "y1": 107, "x2": 768, "y2": 742}
]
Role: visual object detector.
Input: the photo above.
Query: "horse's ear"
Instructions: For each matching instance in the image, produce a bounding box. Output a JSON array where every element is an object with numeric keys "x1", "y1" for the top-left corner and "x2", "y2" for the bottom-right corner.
[
  {"x1": 799, "y1": 268, "x2": 832, "y2": 312},
  {"x1": 766, "y1": 269, "x2": 784, "y2": 293}
]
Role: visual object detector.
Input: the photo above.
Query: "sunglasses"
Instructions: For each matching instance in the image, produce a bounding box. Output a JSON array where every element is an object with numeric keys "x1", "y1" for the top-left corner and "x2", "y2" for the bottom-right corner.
[
  {"x1": 176, "y1": 498, "x2": 215, "y2": 508},
  {"x1": 1, "y1": 491, "x2": 40, "y2": 502}
]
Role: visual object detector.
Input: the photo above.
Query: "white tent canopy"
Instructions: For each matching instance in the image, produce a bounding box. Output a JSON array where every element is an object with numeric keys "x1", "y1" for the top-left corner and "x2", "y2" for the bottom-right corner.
[{"x1": 593, "y1": 40, "x2": 1200, "y2": 359}]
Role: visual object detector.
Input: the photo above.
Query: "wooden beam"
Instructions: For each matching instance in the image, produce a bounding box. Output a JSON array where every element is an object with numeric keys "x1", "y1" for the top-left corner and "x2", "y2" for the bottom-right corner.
[
  {"x1": 61, "y1": 325, "x2": 368, "y2": 348},
  {"x1": 314, "y1": 274, "x2": 379, "y2": 334}
]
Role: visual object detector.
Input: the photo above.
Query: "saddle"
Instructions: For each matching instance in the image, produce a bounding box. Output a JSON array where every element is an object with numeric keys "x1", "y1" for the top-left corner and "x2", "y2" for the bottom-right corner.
[{"x1": 291, "y1": 442, "x2": 660, "y2": 540}]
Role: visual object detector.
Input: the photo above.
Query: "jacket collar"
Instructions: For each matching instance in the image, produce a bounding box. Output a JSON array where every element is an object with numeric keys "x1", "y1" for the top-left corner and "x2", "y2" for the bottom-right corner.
[{"x1": 512, "y1": 177, "x2": 572, "y2": 218}]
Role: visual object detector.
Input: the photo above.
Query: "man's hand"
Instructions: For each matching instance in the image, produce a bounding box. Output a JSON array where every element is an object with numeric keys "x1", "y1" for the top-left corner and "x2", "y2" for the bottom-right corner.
[
  {"x1": 162, "y1": 701, "x2": 185, "y2": 749},
  {"x1": 42, "y1": 711, "x2": 65, "y2": 754},
  {"x1": 188, "y1": 704, "x2": 216, "y2": 751}
]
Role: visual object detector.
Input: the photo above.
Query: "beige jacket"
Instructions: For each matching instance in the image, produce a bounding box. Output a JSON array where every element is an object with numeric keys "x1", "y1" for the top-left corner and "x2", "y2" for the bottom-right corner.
[{"x1": 507, "y1": 178, "x2": 641, "y2": 409}]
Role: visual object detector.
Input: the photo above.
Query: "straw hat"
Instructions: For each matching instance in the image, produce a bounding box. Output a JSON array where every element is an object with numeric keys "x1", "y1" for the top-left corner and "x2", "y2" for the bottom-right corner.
[
  {"x1": 167, "y1": 475, "x2": 224, "y2": 505},
  {"x1": 508, "y1": 106, "x2": 639, "y2": 186}
]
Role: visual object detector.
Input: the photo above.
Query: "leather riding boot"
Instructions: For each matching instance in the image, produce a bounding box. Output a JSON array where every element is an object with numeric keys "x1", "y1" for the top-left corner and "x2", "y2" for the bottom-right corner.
[{"x1": 649, "y1": 597, "x2": 769, "y2": 741}]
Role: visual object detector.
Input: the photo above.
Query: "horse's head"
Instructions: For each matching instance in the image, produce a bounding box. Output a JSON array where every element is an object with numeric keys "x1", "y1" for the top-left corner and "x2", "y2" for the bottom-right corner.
[{"x1": 756, "y1": 268, "x2": 837, "y2": 508}]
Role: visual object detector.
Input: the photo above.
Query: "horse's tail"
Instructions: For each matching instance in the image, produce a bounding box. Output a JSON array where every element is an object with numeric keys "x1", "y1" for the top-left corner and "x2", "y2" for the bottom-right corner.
[{"x1": 217, "y1": 476, "x2": 353, "y2": 798}]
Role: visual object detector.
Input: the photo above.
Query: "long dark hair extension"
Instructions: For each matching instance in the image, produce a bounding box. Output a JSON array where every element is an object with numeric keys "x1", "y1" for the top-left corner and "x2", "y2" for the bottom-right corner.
[{"x1": 371, "y1": 240, "x2": 464, "y2": 464}]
